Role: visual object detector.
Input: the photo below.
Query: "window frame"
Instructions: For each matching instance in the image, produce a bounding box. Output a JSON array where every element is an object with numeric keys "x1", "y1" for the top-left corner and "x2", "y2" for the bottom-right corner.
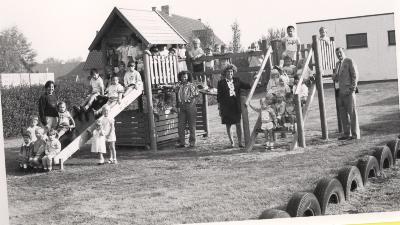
[
  {"x1": 346, "y1": 33, "x2": 368, "y2": 49},
  {"x1": 388, "y1": 30, "x2": 396, "y2": 46}
]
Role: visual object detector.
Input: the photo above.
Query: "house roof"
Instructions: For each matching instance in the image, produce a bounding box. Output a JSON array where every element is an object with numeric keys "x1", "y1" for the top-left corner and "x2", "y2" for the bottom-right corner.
[
  {"x1": 89, "y1": 7, "x2": 187, "y2": 50},
  {"x1": 83, "y1": 50, "x2": 105, "y2": 71},
  {"x1": 297, "y1": 12, "x2": 394, "y2": 25},
  {"x1": 157, "y1": 11, "x2": 224, "y2": 45}
]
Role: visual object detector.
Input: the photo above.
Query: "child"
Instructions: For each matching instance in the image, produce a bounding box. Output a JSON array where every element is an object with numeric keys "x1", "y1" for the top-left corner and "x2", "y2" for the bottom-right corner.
[
  {"x1": 81, "y1": 68, "x2": 105, "y2": 111},
  {"x1": 268, "y1": 75, "x2": 291, "y2": 97},
  {"x1": 283, "y1": 93, "x2": 296, "y2": 132},
  {"x1": 293, "y1": 75, "x2": 309, "y2": 106},
  {"x1": 18, "y1": 132, "x2": 33, "y2": 170},
  {"x1": 248, "y1": 42, "x2": 264, "y2": 67},
  {"x1": 89, "y1": 120, "x2": 107, "y2": 165},
  {"x1": 177, "y1": 44, "x2": 188, "y2": 71},
  {"x1": 124, "y1": 61, "x2": 143, "y2": 96},
  {"x1": 106, "y1": 76, "x2": 124, "y2": 106},
  {"x1": 282, "y1": 56, "x2": 297, "y2": 87},
  {"x1": 249, "y1": 94, "x2": 277, "y2": 150},
  {"x1": 99, "y1": 105, "x2": 117, "y2": 164},
  {"x1": 266, "y1": 69, "x2": 280, "y2": 92},
  {"x1": 274, "y1": 93, "x2": 286, "y2": 129},
  {"x1": 281, "y1": 25, "x2": 301, "y2": 63},
  {"x1": 26, "y1": 115, "x2": 40, "y2": 142},
  {"x1": 42, "y1": 129, "x2": 61, "y2": 171},
  {"x1": 29, "y1": 127, "x2": 47, "y2": 169},
  {"x1": 319, "y1": 26, "x2": 330, "y2": 43},
  {"x1": 56, "y1": 101, "x2": 75, "y2": 138}
]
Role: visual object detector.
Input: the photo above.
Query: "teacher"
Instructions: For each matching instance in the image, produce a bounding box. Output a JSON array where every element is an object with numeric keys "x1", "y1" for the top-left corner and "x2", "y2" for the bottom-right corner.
[{"x1": 217, "y1": 64, "x2": 252, "y2": 148}]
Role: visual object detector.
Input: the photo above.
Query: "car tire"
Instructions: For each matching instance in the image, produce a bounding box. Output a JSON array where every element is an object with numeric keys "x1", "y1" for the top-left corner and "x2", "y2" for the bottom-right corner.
[
  {"x1": 372, "y1": 146, "x2": 393, "y2": 170},
  {"x1": 286, "y1": 192, "x2": 321, "y2": 217},
  {"x1": 356, "y1": 155, "x2": 380, "y2": 185},
  {"x1": 259, "y1": 209, "x2": 291, "y2": 219},
  {"x1": 337, "y1": 166, "x2": 364, "y2": 200},
  {"x1": 313, "y1": 177, "x2": 345, "y2": 215},
  {"x1": 386, "y1": 139, "x2": 399, "y2": 163}
]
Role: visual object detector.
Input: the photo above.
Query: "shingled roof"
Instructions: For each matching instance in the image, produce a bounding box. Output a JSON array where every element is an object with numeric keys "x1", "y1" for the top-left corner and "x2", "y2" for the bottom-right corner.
[{"x1": 157, "y1": 11, "x2": 224, "y2": 45}]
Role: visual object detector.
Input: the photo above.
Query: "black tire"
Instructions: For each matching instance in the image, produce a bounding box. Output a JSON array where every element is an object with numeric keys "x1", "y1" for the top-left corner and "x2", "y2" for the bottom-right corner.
[
  {"x1": 259, "y1": 209, "x2": 291, "y2": 219},
  {"x1": 372, "y1": 146, "x2": 393, "y2": 170},
  {"x1": 286, "y1": 192, "x2": 321, "y2": 217},
  {"x1": 313, "y1": 177, "x2": 345, "y2": 215},
  {"x1": 337, "y1": 166, "x2": 364, "y2": 200},
  {"x1": 386, "y1": 139, "x2": 399, "y2": 163},
  {"x1": 356, "y1": 155, "x2": 380, "y2": 185}
]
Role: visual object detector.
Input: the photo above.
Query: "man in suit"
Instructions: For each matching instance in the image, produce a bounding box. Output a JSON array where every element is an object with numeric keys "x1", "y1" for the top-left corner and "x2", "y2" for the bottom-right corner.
[{"x1": 332, "y1": 47, "x2": 360, "y2": 140}]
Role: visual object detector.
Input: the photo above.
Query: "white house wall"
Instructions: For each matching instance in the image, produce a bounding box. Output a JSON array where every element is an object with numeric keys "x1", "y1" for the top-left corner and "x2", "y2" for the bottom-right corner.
[{"x1": 296, "y1": 14, "x2": 397, "y2": 81}]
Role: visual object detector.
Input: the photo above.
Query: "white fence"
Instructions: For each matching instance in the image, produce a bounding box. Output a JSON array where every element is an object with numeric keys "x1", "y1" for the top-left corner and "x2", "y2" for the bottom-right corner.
[{"x1": 0, "y1": 73, "x2": 54, "y2": 88}]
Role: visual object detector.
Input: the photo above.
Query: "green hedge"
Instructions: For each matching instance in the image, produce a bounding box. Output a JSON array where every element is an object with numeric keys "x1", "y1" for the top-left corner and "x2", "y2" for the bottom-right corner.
[{"x1": 1, "y1": 80, "x2": 89, "y2": 138}]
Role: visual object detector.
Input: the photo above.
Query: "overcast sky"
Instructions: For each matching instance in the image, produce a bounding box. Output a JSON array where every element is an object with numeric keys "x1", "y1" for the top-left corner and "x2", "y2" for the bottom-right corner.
[{"x1": 0, "y1": 0, "x2": 397, "y2": 62}]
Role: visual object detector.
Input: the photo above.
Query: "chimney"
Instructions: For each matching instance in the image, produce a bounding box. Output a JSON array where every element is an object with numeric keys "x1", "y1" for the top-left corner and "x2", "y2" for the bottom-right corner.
[
  {"x1": 161, "y1": 5, "x2": 171, "y2": 16},
  {"x1": 151, "y1": 7, "x2": 156, "y2": 11}
]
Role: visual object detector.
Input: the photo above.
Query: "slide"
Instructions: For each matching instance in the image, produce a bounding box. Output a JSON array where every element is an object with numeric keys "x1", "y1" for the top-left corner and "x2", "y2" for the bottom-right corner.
[{"x1": 53, "y1": 87, "x2": 143, "y2": 165}]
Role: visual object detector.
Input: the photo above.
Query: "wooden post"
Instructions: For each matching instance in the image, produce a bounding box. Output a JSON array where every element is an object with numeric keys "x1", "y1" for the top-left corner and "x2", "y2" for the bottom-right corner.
[
  {"x1": 0, "y1": 90, "x2": 10, "y2": 225},
  {"x1": 143, "y1": 52, "x2": 157, "y2": 151},
  {"x1": 330, "y1": 37, "x2": 342, "y2": 133},
  {"x1": 241, "y1": 95, "x2": 250, "y2": 146},
  {"x1": 202, "y1": 93, "x2": 209, "y2": 137},
  {"x1": 59, "y1": 159, "x2": 64, "y2": 170},
  {"x1": 312, "y1": 35, "x2": 329, "y2": 140},
  {"x1": 295, "y1": 94, "x2": 305, "y2": 147}
]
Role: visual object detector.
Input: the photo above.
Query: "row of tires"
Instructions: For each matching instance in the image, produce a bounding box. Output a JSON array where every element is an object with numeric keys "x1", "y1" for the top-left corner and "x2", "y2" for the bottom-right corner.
[{"x1": 259, "y1": 138, "x2": 400, "y2": 219}]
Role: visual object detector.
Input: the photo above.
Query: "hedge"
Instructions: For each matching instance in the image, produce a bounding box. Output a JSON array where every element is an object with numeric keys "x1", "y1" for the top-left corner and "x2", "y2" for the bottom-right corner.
[{"x1": 1, "y1": 80, "x2": 89, "y2": 138}]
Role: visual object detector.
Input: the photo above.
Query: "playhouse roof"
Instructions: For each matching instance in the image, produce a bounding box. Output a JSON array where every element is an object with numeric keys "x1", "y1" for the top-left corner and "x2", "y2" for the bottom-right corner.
[{"x1": 88, "y1": 7, "x2": 187, "y2": 50}]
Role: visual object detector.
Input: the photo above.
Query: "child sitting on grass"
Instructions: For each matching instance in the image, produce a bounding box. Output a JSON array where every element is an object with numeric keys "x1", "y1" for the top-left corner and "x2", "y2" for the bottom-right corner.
[
  {"x1": 29, "y1": 127, "x2": 47, "y2": 170},
  {"x1": 18, "y1": 132, "x2": 33, "y2": 171},
  {"x1": 42, "y1": 129, "x2": 61, "y2": 172},
  {"x1": 99, "y1": 106, "x2": 118, "y2": 164},
  {"x1": 249, "y1": 94, "x2": 277, "y2": 150},
  {"x1": 56, "y1": 101, "x2": 75, "y2": 138}
]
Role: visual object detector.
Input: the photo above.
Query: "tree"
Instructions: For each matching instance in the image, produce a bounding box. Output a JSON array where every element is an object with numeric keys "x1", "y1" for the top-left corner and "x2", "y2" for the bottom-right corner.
[
  {"x1": 258, "y1": 27, "x2": 286, "y2": 47},
  {"x1": 0, "y1": 26, "x2": 37, "y2": 73},
  {"x1": 42, "y1": 57, "x2": 63, "y2": 64},
  {"x1": 230, "y1": 20, "x2": 242, "y2": 53}
]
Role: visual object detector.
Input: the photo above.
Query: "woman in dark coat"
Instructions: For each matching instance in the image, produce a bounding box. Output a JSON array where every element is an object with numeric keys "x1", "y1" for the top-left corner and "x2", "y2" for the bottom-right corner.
[
  {"x1": 217, "y1": 64, "x2": 252, "y2": 147},
  {"x1": 38, "y1": 80, "x2": 58, "y2": 131}
]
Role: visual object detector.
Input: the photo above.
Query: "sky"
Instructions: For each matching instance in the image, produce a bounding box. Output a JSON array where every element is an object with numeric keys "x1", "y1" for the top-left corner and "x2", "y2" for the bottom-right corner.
[{"x1": 0, "y1": 0, "x2": 397, "y2": 63}]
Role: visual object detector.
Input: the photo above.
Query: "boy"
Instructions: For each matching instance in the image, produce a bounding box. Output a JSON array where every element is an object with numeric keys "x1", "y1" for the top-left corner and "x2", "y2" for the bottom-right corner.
[
  {"x1": 106, "y1": 76, "x2": 124, "y2": 106},
  {"x1": 319, "y1": 27, "x2": 329, "y2": 43},
  {"x1": 281, "y1": 25, "x2": 301, "y2": 63},
  {"x1": 282, "y1": 56, "x2": 297, "y2": 87},
  {"x1": 293, "y1": 75, "x2": 309, "y2": 106},
  {"x1": 81, "y1": 68, "x2": 105, "y2": 111},
  {"x1": 29, "y1": 127, "x2": 47, "y2": 169},
  {"x1": 18, "y1": 132, "x2": 33, "y2": 170}
]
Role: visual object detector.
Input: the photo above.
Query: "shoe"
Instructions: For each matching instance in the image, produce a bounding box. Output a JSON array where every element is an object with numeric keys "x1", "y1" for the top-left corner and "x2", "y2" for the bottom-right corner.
[
  {"x1": 338, "y1": 136, "x2": 350, "y2": 140},
  {"x1": 97, "y1": 162, "x2": 105, "y2": 165},
  {"x1": 238, "y1": 143, "x2": 244, "y2": 148},
  {"x1": 113, "y1": 160, "x2": 118, "y2": 164},
  {"x1": 107, "y1": 159, "x2": 113, "y2": 164}
]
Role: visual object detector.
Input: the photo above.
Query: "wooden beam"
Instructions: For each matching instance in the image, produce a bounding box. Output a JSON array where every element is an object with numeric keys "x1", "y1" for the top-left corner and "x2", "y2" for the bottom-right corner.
[
  {"x1": 202, "y1": 93, "x2": 209, "y2": 137},
  {"x1": 143, "y1": 51, "x2": 157, "y2": 151},
  {"x1": 245, "y1": 114, "x2": 262, "y2": 152}
]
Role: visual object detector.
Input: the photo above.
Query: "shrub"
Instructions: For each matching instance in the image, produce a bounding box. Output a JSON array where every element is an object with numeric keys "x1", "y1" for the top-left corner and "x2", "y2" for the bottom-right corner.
[{"x1": 1, "y1": 80, "x2": 89, "y2": 138}]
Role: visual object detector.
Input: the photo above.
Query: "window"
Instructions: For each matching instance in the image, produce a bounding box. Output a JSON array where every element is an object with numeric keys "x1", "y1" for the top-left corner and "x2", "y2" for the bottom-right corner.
[
  {"x1": 388, "y1": 30, "x2": 396, "y2": 45},
  {"x1": 346, "y1": 33, "x2": 368, "y2": 49}
]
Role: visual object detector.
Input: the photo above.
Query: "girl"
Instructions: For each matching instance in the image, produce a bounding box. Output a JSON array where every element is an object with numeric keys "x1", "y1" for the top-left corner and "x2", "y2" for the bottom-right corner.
[
  {"x1": 25, "y1": 115, "x2": 40, "y2": 142},
  {"x1": 42, "y1": 129, "x2": 61, "y2": 171},
  {"x1": 18, "y1": 132, "x2": 33, "y2": 170},
  {"x1": 56, "y1": 101, "x2": 75, "y2": 138},
  {"x1": 249, "y1": 94, "x2": 277, "y2": 150},
  {"x1": 100, "y1": 106, "x2": 117, "y2": 164},
  {"x1": 106, "y1": 76, "x2": 124, "y2": 106},
  {"x1": 90, "y1": 120, "x2": 107, "y2": 165},
  {"x1": 38, "y1": 80, "x2": 58, "y2": 131}
]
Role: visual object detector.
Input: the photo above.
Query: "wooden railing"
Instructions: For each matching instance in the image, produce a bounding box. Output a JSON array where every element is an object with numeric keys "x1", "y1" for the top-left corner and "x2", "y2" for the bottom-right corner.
[{"x1": 146, "y1": 54, "x2": 179, "y2": 86}]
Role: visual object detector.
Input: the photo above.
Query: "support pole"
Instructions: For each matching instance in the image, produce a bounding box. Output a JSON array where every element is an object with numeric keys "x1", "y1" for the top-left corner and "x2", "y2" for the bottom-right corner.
[
  {"x1": 295, "y1": 94, "x2": 305, "y2": 147},
  {"x1": 312, "y1": 35, "x2": 329, "y2": 140},
  {"x1": 202, "y1": 93, "x2": 209, "y2": 137},
  {"x1": 241, "y1": 95, "x2": 250, "y2": 146},
  {"x1": 143, "y1": 52, "x2": 157, "y2": 151}
]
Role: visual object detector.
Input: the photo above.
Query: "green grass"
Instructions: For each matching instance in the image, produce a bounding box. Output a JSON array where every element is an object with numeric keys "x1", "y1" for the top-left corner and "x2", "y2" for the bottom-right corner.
[{"x1": 5, "y1": 81, "x2": 400, "y2": 225}]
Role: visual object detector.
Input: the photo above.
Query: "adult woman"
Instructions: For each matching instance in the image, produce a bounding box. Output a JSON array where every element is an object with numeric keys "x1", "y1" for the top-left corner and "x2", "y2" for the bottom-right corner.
[
  {"x1": 176, "y1": 71, "x2": 199, "y2": 148},
  {"x1": 38, "y1": 80, "x2": 58, "y2": 131},
  {"x1": 217, "y1": 64, "x2": 252, "y2": 147}
]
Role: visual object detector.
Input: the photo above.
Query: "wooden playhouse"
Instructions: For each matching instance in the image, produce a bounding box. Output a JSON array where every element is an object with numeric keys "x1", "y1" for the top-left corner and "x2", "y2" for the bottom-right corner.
[{"x1": 86, "y1": 7, "x2": 210, "y2": 150}]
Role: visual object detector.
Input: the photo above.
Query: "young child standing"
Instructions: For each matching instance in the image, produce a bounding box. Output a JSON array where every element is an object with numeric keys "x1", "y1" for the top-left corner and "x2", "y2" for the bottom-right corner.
[
  {"x1": 29, "y1": 127, "x2": 47, "y2": 169},
  {"x1": 56, "y1": 101, "x2": 75, "y2": 138},
  {"x1": 274, "y1": 93, "x2": 286, "y2": 129},
  {"x1": 268, "y1": 76, "x2": 291, "y2": 97},
  {"x1": 25, "y1": 115, "x2": 40, "y2": 143},
  {"x1": 293, "y1": 75, "x2": 309, "y2": 106},
  {"x1": 283, "y1": 93, "x2": 296, "y2": 132},
  {"x1": 282, "y1": 56, "x2": 297, "y2": 88},
  {"x1": 18, "y1": 132, "x2": 33, "y2": 170},
  {"x1": 249, "y1": 94, "x2": 277, "y2": 150},
  {"x1": 281, "y1": 25, "x2": 301, "y2": 63},
  {"x1": 42, "y1": 129, "x2": 61, "y2": 171},
  {"x1": 90, "y1": 120, "x2": 107, "y2": 165},
  {"x1": 99, "y1": 105, "x2": 117, "y2": 164}
]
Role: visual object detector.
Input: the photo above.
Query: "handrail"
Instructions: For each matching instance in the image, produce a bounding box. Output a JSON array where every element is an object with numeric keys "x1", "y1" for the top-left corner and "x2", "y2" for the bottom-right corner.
[
  {"x1": 245, "y1": 46, "x2": 272, "y2": 106},
  {"x1": 294, "y1": 48, "x2": 313, "y2": 95}
]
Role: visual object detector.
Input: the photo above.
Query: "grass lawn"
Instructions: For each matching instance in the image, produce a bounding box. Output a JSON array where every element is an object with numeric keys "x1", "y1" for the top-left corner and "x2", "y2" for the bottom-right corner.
[{"x1": 5, "y1": 81, "x2": 400, "y2": 225}]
